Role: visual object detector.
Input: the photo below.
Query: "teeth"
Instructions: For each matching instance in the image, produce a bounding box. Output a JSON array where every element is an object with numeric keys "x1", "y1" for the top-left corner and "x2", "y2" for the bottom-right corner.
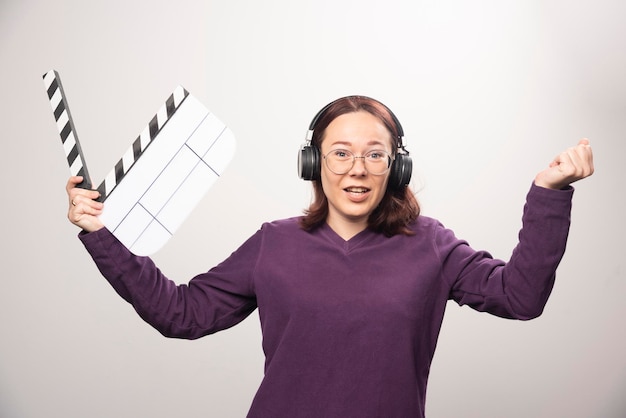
[{"x1": 346, "y1": 187, "x2": 368, "y2": 193}]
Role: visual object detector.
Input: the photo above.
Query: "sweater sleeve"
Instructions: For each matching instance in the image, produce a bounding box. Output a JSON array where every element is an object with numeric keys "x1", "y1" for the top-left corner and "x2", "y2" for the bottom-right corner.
[
  {"x1": 79, "y1": 227, "x2": 260, "y2": 339},
  {"x1": 438, "y1": 183, "x2": 574, "y2": 320}
]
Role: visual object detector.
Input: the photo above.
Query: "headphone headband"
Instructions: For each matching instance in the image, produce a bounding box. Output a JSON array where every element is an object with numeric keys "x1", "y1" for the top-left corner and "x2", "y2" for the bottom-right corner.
[{"x1": 306, "y1": 95, "x2": 405, "y2": 146}]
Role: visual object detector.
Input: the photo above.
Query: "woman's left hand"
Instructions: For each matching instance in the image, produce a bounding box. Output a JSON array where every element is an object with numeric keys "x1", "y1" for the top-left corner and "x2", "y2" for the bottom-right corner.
[{"x1": 534, "y1": 139, "x2": 594, "y2": 190}]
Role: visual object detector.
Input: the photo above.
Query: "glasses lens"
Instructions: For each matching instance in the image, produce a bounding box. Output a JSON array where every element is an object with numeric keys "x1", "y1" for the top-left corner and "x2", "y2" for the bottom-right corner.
[
  {"x1": 324, "y1": 149, "x2": 392, "y2": 175},
  {"x1": 325, "y1": 149, "x2": 353, "y2": 174},
  {"x1": 364, "y1": 150, "x2": 392, "y2": 175}
]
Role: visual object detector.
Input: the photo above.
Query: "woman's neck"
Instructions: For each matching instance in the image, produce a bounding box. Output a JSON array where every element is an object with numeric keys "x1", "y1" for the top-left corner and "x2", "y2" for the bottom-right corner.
[{"x1": 326, "y1": 217, "x2": 368, "y2": 241}]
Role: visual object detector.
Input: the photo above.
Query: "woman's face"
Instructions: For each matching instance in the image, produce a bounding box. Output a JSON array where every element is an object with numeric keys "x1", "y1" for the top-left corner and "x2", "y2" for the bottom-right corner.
[{"x1": 319, "y1": 110, "x2": 393, "y2": 236}]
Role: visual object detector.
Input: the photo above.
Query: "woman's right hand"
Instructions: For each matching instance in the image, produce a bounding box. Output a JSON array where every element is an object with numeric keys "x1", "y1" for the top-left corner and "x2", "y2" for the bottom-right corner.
[{"x1": 66, "y1": 176, "x2": 105, "y2": 232}]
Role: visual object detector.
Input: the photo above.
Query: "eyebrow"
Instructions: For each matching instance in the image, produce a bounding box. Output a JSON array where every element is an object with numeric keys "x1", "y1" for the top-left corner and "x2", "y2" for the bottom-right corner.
[{"x1": 328, "y1": 140, "x2": 388, "y2": 148}]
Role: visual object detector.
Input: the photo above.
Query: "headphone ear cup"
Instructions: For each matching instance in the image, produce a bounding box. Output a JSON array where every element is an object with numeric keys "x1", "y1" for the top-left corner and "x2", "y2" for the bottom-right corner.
[
  {"x1": 389, "y1": 154, "x2": 412, "y2": 190},
  {"x1": 298, "y1": 145, "x2": 320, "y2": 181}
]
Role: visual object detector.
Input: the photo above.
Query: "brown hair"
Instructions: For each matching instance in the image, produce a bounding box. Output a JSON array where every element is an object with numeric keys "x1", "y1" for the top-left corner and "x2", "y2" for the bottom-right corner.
[{"x1": 299, "y1": 96, "x2": 420, "y2": 236}]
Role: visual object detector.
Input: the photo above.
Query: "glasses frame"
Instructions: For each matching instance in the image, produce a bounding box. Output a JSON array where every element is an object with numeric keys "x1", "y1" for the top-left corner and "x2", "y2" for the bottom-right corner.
[{"x1": 322, "y1": 148, "x2": 395, "y2": 176}]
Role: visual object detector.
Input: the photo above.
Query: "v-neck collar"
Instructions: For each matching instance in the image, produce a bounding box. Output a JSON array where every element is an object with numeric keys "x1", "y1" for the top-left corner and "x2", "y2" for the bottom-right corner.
[{"x1": 318, "y1": 222, "x2": 378, "y2": 254}]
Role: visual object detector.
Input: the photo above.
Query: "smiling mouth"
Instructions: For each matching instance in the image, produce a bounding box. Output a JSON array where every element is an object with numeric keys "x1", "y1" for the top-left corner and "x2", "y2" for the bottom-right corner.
[{"x1": 344, "y1": 187, "x2": 370, "y2": 194}]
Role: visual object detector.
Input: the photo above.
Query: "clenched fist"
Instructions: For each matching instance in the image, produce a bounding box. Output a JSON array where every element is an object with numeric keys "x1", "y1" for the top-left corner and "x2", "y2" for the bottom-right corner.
[
  {"x1": 534, "y1": 139, "x2": 594, "y2": 190},
  {"x1": 66, "y1": 176, "x2": 105, "y2": 233}
]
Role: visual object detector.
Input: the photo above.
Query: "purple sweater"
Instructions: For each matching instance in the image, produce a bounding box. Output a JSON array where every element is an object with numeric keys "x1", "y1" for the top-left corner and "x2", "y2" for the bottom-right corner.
[{"x1": 80, "y1": 184, "x2": 573, "y2": 417}]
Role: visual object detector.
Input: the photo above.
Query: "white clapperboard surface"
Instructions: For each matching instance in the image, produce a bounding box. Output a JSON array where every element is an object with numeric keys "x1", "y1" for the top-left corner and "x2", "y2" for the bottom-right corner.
[{"x1": 43, "y1": 70, "x2": 236, "y2": 256}]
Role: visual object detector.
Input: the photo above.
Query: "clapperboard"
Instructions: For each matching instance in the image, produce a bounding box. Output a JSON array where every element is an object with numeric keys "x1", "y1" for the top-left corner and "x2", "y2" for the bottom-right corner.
[{"x1": 43, "y1": 70, "x2": 236, "y2": 255}]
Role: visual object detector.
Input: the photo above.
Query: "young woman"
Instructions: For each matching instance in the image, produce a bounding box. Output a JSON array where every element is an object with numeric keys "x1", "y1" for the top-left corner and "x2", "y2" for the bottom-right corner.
[{"x1": 66, "y1": 96, "x2": 594, "y2": 418}]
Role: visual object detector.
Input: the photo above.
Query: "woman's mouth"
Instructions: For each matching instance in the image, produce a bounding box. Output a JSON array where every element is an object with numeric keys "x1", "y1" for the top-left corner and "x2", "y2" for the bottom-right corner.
[
  {"x1": 344, "y1": 187, "x2": 371, "y2": 201},
  {"x1": 344, "y1": 187, "x2": 370, "y2": 194}
]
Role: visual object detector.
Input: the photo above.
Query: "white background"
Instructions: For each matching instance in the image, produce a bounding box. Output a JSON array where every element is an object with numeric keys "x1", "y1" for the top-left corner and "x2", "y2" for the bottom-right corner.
[{"x1": 1, "y1": 1, "x2": 624, "y2": 417}]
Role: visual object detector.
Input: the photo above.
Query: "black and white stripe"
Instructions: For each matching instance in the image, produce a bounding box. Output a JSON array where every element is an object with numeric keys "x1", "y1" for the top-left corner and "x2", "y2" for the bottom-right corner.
[
  {"x1": 43, "y1": 70, "x2": 189, "y2": 201},
  {"x1": 95, "y1": 86, "x2": 189, "y2": 200},
  {"x1": 43, "y1": 70, "x2": 93, "y2": 190}
]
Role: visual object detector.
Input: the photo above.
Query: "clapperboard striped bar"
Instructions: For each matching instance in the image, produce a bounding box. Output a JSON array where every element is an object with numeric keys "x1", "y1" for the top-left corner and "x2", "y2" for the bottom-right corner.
[
  {"x1": 43, "y1": 70, "x2": 93, "y2": 190},
  {"x1": 43, "y1": 70, "x2": 236, "y2": 255},
  {"x1": 96, "y1": 85, "x2": 189, "y2": 201}
]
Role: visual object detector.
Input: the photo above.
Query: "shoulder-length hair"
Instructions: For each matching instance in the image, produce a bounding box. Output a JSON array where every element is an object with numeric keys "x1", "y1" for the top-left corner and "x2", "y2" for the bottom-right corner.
[{"x1": 299, "y1": 96, "x2": 420, "y2": 237}]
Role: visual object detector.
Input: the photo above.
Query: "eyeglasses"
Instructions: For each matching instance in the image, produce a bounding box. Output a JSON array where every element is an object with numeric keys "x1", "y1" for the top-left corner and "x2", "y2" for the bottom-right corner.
[{"x1": 323, "y1": 149, "x2": 394, "y2": 175}]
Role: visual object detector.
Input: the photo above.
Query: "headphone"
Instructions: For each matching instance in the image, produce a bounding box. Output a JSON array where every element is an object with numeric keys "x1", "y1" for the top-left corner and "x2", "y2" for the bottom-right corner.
[{"x1": 298, "y1": 96, "x2": 412, "y2": 190}]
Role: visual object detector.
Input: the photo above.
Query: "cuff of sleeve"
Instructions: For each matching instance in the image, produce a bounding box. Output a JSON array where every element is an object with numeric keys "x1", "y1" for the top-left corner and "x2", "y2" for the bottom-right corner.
[
  {"x1": 78, "y1": 227, "x2": 122, "y2": 255},
  {"x1": 526, "y1": 182, "x2": 574, "y2": 218},
  {"x1": 529, "y1": 181, "x2": 574, "y2": 199}
]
